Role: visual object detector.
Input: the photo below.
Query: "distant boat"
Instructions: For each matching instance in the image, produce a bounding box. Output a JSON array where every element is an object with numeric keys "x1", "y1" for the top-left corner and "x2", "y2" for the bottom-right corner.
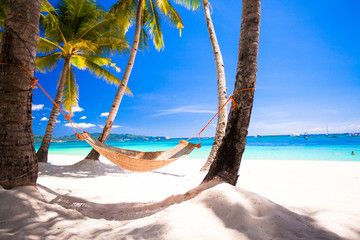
[
  {"x1": 326, "y1": 125, "x2": 329, "y2": 137},
  {"x1": 304, "y1": 132, "x2": 310, "y2": 140},
  {"x1": 349, "y1": 133, "x2": 359, "y2": 137},
  {"x1": 254, "y1": 134, "x2": 262, "y2": 138},
  {"x1": 291, "y1": 133, "x2": 300, "y2": 137}
]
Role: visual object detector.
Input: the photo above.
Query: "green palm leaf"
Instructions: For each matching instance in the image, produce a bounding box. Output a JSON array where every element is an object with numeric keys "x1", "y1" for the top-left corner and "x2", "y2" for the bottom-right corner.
[
  {"x1": 36, "y1": 53, "x2": 62, "y2": 73},
  {"x1": 173, "y1": 0, "x2": 200, "y2": 11},
  {"x1": 37, "y1": 37, "x2": 63, "y2": 54},
  {"x1": 139, "y1": 27, "x2": 149, "y2": 50},
  {"x1": 110, "y1": 0, "x2": 137, "y2": 32},
  {"x1": 93, "y1": 34, "x2": 129, "y2": 55},
  {"x1": 159, "y1": 0, "x2": 184, "y2": 36},
  {"x1": 146, "y1": 0, "x2": 164, "y2": 50},
  {"x1": 71, "y1": 39, "x2": 98, "y2": 54},
  {"x1": 40, "y1": 0, "x2": 67, "y2": 44},
  {"x1": 62, "y1": 66, "x2": 79, "y2": 114},
  {"x1": 77, "y1": 14, "x2": 119, "y2": 40},
  {"x1": 71, "y1": 56, "x2": 132, "y2": 96}
]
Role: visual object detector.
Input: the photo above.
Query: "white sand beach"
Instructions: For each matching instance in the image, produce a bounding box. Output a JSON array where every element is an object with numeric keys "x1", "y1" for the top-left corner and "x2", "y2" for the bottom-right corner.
[{"x1": 1, "y1": 155, "x2": 360, "y2": 239}]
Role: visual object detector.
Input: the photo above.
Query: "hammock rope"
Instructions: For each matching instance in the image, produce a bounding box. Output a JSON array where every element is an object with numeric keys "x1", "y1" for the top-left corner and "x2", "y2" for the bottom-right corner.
[
  {"x1": 184, "y1": 87, "x2": 255, "y2": 145},
  {"x1": 1, "y1": 63, "x2": 255, "y2": 172}
]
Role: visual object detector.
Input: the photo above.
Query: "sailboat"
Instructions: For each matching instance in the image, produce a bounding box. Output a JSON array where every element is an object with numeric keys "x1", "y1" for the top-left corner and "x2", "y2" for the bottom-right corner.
[{"x1": 326, "y1": 125, "x2": 329, "y2": 137}]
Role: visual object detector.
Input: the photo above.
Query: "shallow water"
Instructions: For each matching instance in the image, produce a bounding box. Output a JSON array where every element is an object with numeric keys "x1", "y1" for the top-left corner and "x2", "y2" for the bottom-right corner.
[{"x1": 35, "y1": 134, "x2": 360, "y2": 162}]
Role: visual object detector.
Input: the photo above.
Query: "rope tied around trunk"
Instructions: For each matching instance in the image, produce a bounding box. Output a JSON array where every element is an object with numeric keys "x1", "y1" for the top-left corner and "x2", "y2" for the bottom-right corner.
[
  {"x1": 184, "y1": 87, "x2": 255, "y2": 145},
  {"x1": 0, "y1": 63, "x2": 87, "y2": 140}
]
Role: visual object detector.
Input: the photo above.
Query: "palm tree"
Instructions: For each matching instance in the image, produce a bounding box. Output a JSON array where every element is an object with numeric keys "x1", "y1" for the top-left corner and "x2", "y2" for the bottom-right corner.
[
  {"x1": 85, "y1": 0, "x2": 186, "y2": 160},
  {"x1": 0, "y1": 0, "x2": 42, "y2": 189},
  {"x1": 198, "y1": 0, "x2": 228, "y2": 172},
  {"x1": 176, "y1": 0, "x2": 228, "y2": 171},
  {"x1": 36, "y1": 0, "x2": 130, "y2": 163},
  {"x1": 202, "y1": 0, "x2": 261, "y2": 185}
]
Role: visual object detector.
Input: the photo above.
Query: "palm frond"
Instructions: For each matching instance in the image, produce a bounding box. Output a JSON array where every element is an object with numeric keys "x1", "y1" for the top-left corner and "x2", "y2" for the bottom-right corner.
[
  {"x1": 146, "y1": 0, "x2": 164, "y2": 50},
  {"x1": 41, "y1": 0, "x2": 56, "y2": 13},
  {"x1": 35, "y1": 53, "x2": 62, "y2": 73},
  {"x1": 56, "y1": 0, "x2": 94, "y2": 41},
  {"x1": 139, "y1": 27, "x2": 149, "y2": 51},
  {"x1": 110, "y1": 0, "x2": 137, "y2": 32},
  {"x1": 37, "y1": 37, "x2": 63, "y2": 54},
  {"x1": 77, "y1": 57, "x2": 132, "y2": 96},
  {"x1": 40, "y1": 0, "x2": 67, "y2": 44},
  {"x1": 77, "y1": 14, "x2": 118, "y2": 40},
  {"x1": 74, "y1": 55, "x2": 110, "y2": 67},
  {"x1": 72, "y1": 55, "x2": 113, "y2": 69},
  {"x1": 70, "y1": 55, "x2": 87, "y2": 70},
  {"x1": 173, "y1": 0, "x2": 200, "y2": 11},
  {"x1": 62, "y1": 66, "x2": 79, "y2": 114},
  {"x1": 68, "y1": 0, "x2": 88, "y2": 40},
  {"x1": 138, "y1": 2, "x2": 152, "y2": 51},
  {"x1": 71, "y1": 39, "x2": 98, "y2": 54},
  {"x1": 159, "y1": 0, "x2": 184, "y2": 36},
  {"x1": 94, "y1": 34, "x2": 130, "y2": 56}
]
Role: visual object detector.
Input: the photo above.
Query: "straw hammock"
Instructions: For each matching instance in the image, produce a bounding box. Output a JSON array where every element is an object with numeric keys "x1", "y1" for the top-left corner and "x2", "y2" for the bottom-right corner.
[{"x1": 81, "y1": 132, "x2": 199, "y2": 172}]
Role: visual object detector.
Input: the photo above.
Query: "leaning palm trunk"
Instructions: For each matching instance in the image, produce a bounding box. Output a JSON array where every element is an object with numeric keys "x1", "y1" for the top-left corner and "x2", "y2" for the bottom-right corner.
[
  {"x1": 36, "y1": 56, "x2": 71, "y2": 163},
  {"x1": 200, "y1": 0, "x2": 228, "y2": 172},
  {"x1": 85, "y1": 0, "x2": 144, "y2": 160},
  {"x1": 0, "y1": 0, "x2": 41, "y2": 189},
  {"x1": 202, "y1": 0, "x2": 261, "y2": 185}
]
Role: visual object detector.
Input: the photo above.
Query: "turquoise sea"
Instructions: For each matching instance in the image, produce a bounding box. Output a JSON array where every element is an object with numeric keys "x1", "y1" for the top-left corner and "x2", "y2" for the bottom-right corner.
[{"x1": 34, "y1": 134, "x2": 360, "y2": 162}]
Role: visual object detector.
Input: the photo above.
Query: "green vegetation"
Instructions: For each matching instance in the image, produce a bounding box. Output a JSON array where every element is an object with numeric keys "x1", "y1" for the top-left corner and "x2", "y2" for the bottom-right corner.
[
  {"x1": 37, "y1": 0, "x2": 130, "y2": 163},
  {"x1": 34, "y1": 133, "x2": 165, "y2": 142}
]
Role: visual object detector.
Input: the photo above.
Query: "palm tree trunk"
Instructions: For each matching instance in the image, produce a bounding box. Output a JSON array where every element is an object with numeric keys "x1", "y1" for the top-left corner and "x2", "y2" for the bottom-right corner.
[
  {"x1": 85, "y1": 0, "x2": 144, "y2": 160},
  {"x1": 36, "y1": 56, "x2": 71, "y2": 163},
  {"x1": 200, "y1": 0, "x2": 228, "y2": 172},
  {"x1": 0, "y1": 0, "x2": 41, "y2": 189},
  {"x1": 202, "y1": 0, "x2": 261, "y2": 185}
]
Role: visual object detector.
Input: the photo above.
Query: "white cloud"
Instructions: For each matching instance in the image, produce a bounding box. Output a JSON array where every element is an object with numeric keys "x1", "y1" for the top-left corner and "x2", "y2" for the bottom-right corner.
[
  {"x1": 100, "y1": 112, "x2": 109, "y2": 117},
  {"x1": 56, "y1": 120, "x2": 61, "y2": 123},
  {"x1": 64, "y1": 122, "x2": 96, "y2": 129},
  {"x1": 40, "y1": 117, "x2": 48, "y2": 121},
  {"x1": 72, "y1": 106, "x2": 84, "y2": 113},
  {"x1": 80, "y1": 116, "x2": 87, "y2": 120},
  {"x1": 32, "y1": 104, "x2": 44, "y2": 111},
  {"x1": 98, "y1": 125, "x2": 104, "y2": 128},
  {"x1": 112, "y1": 125, "x2": 121, "y2": 128},
  {"x1": 152, "y1": 105, "x2": 216, "y2": 117}
]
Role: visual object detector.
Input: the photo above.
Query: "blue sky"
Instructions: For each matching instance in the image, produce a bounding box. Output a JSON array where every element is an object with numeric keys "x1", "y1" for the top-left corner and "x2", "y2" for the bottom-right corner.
[{"x1": 32, "y1": 0, "x2": 360, "y2": 138}]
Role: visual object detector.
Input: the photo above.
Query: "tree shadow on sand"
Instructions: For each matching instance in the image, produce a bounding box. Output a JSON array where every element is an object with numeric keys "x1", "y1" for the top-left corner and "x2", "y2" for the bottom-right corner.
[
  {"x1": 1, "y1": 182, "x2": 352, "y2": 239},
  {"x1": 37, "y1": 182, "x2": 207, "y2": 221},
  {"x1": 38, "y1": 159, "x2": 185, "y2": 178},
  {"x1": 198, "y1": 184, "x2": 345, "y2": 240},
  {"x1": 37, "y1": 182, "x2": 350, "y2": 240}
]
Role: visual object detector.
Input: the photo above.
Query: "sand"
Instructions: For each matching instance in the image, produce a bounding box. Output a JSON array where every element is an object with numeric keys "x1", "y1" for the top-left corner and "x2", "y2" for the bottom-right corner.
[{"x1": 1, "y1": 155, "x2": 360, "y2": 239}]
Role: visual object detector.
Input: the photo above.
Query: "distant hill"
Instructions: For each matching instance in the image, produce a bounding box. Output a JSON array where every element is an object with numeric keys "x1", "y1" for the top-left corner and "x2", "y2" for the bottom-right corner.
[{"x1": 33, "y1": 133, "x2": 166, "y2": 142}]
